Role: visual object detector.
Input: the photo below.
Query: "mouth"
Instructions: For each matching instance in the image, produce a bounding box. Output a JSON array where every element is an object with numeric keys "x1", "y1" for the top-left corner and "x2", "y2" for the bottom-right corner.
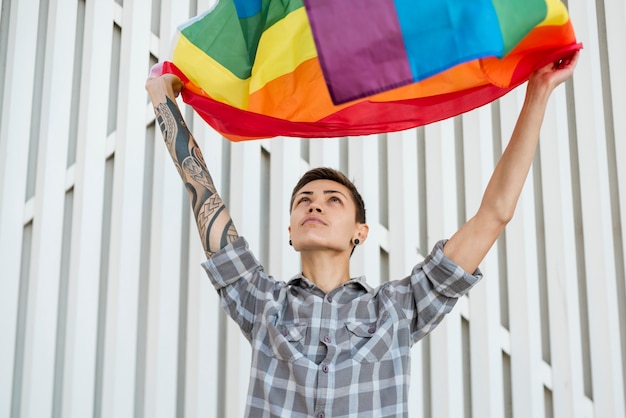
[{"x1": 301, "y1": 216, "x2": 326, "y2": 226}]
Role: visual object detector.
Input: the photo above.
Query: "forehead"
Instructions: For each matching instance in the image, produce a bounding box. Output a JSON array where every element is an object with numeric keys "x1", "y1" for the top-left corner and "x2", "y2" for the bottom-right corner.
[{"x1": 295, "y1": 179, "x2": 349, "y2": 195}]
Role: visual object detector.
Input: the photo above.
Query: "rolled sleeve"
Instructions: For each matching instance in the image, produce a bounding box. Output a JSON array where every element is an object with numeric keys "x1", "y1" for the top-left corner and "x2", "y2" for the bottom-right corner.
[
  {"x1": 421, "y1": 239, "x2": 482, "y2": 297},
  {"x1": 202, "y1": 237, "x2": 261, "y2": 290},
  {"x1": 390, "y1": 239, "x2": 483, "y2": 343},
  {"x1": 202, "y1": 237, "x2": 277, "y2": 339}
]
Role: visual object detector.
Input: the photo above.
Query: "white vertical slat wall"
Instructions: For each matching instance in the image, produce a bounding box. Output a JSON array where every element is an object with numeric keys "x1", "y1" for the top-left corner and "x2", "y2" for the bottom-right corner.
[{"x1": 0, "y1": 0, "x2": 624, "y2": 417}]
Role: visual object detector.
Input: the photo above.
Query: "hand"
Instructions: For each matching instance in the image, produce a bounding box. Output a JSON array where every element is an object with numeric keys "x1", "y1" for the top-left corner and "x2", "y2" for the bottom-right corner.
[
  {"x1": 145, "y1": 63, "x2": 184, "y2": 105},
  {"x1": 528, "y1": 50, "x2": 580, "y2": 93}
]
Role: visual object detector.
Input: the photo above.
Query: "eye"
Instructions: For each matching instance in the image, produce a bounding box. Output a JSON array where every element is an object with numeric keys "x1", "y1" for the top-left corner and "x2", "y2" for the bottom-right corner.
[
  {"x1": 329, "y1": 196, "x2": 342, "y2": 203},
  {"x1": 297, "y1": 197, "x2": 310, "y2": 204}
]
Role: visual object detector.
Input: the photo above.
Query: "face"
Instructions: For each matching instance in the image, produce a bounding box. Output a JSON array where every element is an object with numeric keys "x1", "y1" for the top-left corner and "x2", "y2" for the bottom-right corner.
[{"x1": 289, "y1": 179, "x2": 368, "y2": 252}]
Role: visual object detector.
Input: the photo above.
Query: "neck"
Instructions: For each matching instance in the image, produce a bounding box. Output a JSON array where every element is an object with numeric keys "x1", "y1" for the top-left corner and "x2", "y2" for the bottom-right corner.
[{"x1": 300, "y1": 250, "x2": 351, "y2": 294}]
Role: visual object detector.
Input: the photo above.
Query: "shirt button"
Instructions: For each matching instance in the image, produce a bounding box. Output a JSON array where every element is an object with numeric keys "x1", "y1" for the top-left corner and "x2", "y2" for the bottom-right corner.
[
  {"x1": 327, "y1": 295, "x2": 333, "y2": 303},
  {"x1": 368, "y1": 327, "x2": 376, "y2": 334},
  {"x1": 317, "y1": 413, "x2": 325, "y2": 418},
  {"x1": 324, "y1": 335, "x2": 331, "y2": 343},
  {"x1": 321, "y1": 364, "x2": 329, "y2": 373}
]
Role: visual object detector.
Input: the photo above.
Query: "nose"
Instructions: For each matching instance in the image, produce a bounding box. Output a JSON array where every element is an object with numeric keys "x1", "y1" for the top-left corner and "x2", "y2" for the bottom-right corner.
[{"x1": 308, "y1": 206, "x2": 322, "y2": 213}]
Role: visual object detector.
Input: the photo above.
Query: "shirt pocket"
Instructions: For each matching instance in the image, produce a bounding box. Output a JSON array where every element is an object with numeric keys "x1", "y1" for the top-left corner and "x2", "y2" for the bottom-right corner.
[
  {"x1": 267, "y1": 321, "x2": 308, "y2": 363},
  {"x1": 344, "y1": 313, "x2": 393, "y2": 363}
]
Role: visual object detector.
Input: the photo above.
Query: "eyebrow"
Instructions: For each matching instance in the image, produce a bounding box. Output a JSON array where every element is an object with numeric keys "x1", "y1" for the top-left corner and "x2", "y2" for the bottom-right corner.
[{"x1": 296, "y1": 190, "x2": 348, "y2": 199}]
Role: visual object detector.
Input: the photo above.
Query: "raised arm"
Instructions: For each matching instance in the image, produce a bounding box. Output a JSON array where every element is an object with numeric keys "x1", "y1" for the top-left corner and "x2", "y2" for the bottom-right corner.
[
  {"x1": 443, "y1": 51, "x2": 579, "y2": 273},
  {"x1": 146, "y1": 70, "x2": 238, "y2": 258}
]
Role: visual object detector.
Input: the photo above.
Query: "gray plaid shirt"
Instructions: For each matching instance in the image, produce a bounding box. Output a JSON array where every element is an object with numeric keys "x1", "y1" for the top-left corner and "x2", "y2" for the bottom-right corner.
[{"x1": 203, "y1": 237, "x2": 481, "y2": 418}]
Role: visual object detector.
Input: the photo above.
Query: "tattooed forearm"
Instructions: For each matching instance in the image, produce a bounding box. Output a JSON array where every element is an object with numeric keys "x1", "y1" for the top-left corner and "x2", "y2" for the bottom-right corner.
[
  {"x1": 223, "y1": 221, "x2": 238, "y2": 247},
  {"x1": 154, "y1": 97, "x2": 239, "y2": 257},
  {"x1": 182, "y1": 156, "x2": 215, "y2": 190}
]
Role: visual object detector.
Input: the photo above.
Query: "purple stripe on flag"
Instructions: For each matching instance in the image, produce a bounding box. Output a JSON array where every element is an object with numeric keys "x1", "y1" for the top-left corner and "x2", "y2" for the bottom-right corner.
[{"x1": 304, "y1": 0, "x2": 414, "y2": 104}]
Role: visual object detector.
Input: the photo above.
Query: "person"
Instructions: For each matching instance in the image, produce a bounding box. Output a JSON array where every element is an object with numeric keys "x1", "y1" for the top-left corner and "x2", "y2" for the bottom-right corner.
[{"x1": 146, "y1": 51, "x2": 579, "y2": 418}]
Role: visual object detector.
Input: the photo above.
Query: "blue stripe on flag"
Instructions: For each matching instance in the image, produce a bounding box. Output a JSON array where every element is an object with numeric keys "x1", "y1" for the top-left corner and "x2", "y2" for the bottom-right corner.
[
  {"x1": 394, "y1": 0, "x2": 504, "y2": 81},
  {"x1": 233, "y1": 0, "x2": 262, "y2": 18}
]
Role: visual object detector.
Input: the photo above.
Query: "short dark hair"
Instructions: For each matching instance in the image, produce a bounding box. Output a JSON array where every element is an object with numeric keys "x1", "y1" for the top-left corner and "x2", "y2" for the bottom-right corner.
[{"x1": 289, "y1": 167, "x2": 366, "y2": 223}]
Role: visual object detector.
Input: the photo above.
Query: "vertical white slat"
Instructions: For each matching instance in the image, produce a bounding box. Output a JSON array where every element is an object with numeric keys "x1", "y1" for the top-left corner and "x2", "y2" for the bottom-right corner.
[
  {"x1": 225, "y1": 141, "x2": 262, "y2": 418},
  {"x1": 144, "y1": 131, "x2": 183, "y2": 418},
  {"x1": 348, "y1": 135, "x2": 381, "y2": 284},
  {"x1": 386, "y1": 131, "x2": 420, "y2": 284},
  {"x1": 309, "y1": 137, "x2": 341, "y2": 168},
  {"x1": 604, "y1": 1, "x2": 626, "y2": 411},
  {"x1": 568, "y1": 1, "x2": 626, "y2": 416},
  {"x1": 539, "y1": 83, "x2": 587, "y2": 418},
  {"x1": 100, "y1": 1, "x2": 151, "y2": 416},
  {"x1": 142, "y1": 1, "x2": 189, "y2": 416},
  {"x1": 185, "y1": 242, "x2": 222, "y2": 418},
  {"x1": 184, "y1": 121, "x2": 225, "y2": 418},
  {"x1": 269, "y1": 138, "x2": 301, "y2": 278},
  {"x1": 462, "y1": 106, "x2": 505, "y2": 418},
  {"x1": 604, "y1": 0, "x2": 626, "y2": 316},
  {"x1": 499, "y1": 89, "x2": 545, "y2": 418},
  {"x1": 0, "y1": 0, "x2": 39, "y2": 414},
  {"x1": 409, "y1": 344, "x2": 427, "y2": 418},
  {"x1": 386, "y1": 130, "x2": 424, "y2": 415},
  {"x1": 229, "y1": 141, "x2": 262, "y2": 257},
  {"x1": 424, "y1": 121, "x2": 458, "y2": 242},
  {"x1": 199, "y1": 0, "x2": 219, "y2": 11},
  {"x1": 424, "y1": 119, "x2": 464, "y2": 418},
  {"x1": 20, "y1": 0, "x2": 76, "y2": 416},
  {"x1": 62, "y1": 1, "x2": 113, "y2": 417},
  {"x1": 411, "y1": 126, "x2": 429, "y2": 418}
]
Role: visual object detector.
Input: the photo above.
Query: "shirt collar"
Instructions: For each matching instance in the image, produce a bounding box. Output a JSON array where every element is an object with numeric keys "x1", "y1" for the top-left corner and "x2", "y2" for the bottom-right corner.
[{"x1": 286, "y1": 274, "x2": 372, "y2": 293}]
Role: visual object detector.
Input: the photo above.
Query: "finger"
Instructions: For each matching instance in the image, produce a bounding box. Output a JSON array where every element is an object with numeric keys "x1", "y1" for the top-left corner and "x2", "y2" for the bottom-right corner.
[
  {"x1": 149, "y1": 62, "x2": 164, "y2": 79},
  {"x1": 555, "y1": 50, "x2": 580, "y2": 69},
  {"x1": 565, "y1": 50, "x2": 580, "y2": 68}
]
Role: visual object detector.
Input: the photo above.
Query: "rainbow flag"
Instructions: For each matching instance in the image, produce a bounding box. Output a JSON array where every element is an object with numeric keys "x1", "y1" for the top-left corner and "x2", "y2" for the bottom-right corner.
[{"x1": 160, "y1": 0, "x2": 580, "y2": 141}]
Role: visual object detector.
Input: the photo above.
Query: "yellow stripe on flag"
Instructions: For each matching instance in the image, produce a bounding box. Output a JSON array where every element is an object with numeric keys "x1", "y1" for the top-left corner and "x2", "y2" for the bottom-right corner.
[
  {"x1": 250, "y1": 7, "x2": 318, "y2": 94},
  {"x1": 173, "y1": 33, "x2": 250, "y2": 109},
  {"x1": 539, "y1": 0, "x2": 570, "y2": 26}
]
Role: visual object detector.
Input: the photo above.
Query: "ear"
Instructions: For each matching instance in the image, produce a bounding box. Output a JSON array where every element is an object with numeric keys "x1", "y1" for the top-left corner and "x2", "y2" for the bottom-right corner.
[{"x1": 355, "y1": 223, "x2": 369, "y2": 244}]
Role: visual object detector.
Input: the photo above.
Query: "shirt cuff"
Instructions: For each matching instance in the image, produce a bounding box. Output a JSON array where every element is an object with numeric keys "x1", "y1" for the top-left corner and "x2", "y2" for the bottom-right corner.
[
  {"x1": 421, "y1": 239, "x2": 483, "y2": 297},
  {"x1": 201, "y1": 236, "x2": 262, "y2": 290}
]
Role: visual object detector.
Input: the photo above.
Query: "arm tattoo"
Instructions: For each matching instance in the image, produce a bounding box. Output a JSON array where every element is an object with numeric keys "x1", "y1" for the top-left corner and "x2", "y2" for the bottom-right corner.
[{"x1": 154, "y1": 97, "x2": 239, "y2": 257}]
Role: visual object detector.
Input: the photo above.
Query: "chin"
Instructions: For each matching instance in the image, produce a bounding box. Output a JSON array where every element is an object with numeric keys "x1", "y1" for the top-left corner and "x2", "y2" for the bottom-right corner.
[
  {"x1": 297, "y1": 242, "x2": 344, "y2": 253},
  {"x1": 293, "y1": 236, "x2": 347, "y2": 252}
]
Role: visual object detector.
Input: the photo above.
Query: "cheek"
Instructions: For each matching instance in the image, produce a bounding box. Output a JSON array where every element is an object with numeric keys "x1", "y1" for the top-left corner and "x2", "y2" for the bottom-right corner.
[
  {"x1": 288, "y1": 210, "x2": 303, "y2": 233},
  {"x1": 337, "y1": 217, "x2": 358, "y2": 236}
]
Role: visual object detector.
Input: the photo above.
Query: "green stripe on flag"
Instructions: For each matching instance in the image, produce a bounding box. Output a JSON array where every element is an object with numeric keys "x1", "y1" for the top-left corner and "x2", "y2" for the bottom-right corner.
[
  {"x1": 181, "y1": 0, "x2": 303, "y2": 79},
  {"x1": 492, "y1": 0, "x2": 547, "y2": 53}
]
